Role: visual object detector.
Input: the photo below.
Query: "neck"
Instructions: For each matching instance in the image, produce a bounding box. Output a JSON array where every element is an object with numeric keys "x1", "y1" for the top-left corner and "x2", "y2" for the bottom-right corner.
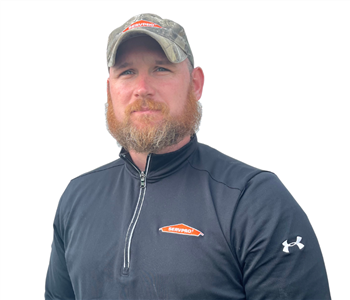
[{"x1": 129, "y1": 135, "x2": 191, "y2": 172}]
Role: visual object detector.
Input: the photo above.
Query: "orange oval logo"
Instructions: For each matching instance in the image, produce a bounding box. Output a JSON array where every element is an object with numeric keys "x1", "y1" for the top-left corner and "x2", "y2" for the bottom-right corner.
[
  {"x1": 123, "y1": 20, "x2": 162, "y2": 33},
  {"x1": 159, "y1": 223, "x2": 204, "y2": 237}
]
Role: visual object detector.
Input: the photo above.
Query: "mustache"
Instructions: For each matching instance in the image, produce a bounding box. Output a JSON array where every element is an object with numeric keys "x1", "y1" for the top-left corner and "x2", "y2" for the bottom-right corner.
[{"x1": 125, "y1": 98, "x2": 169, "y2": 115}]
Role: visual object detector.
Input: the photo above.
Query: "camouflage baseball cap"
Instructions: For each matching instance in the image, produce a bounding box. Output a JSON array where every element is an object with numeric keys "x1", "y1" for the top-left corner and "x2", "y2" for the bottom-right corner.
[{"x1": 107, "y1": 13, "x2": 194, "y2": 68}]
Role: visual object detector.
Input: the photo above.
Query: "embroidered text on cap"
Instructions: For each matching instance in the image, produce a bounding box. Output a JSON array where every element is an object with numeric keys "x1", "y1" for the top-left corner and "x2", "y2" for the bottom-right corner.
[{"x1": 123, "y1": 20, "x2": 162, "y2": 33}]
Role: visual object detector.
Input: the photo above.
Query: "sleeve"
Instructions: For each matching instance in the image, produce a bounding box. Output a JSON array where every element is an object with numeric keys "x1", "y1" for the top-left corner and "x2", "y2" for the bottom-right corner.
[
  {"x1": 232, "y1": 172, "x2": 331, "y2": 300},
  {"x1": 45, "y1": 202, "x2": 75, "y2": 299}
]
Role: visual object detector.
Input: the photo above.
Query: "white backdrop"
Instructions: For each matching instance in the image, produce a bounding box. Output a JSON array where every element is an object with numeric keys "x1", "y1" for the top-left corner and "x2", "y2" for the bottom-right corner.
[{"x1": 1, "y1": 1, "x2": 349, "y2": 299}]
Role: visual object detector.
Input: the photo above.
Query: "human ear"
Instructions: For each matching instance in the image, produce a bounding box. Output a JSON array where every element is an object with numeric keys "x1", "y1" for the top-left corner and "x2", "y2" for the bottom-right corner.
[{"x1": 191, "y1": 67, "x2": 205, "y2": 101}]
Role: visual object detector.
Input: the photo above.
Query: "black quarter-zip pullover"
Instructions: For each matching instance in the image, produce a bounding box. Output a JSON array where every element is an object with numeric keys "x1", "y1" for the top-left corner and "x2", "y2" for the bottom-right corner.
[{"x1": 45, "y1": 135, "x2": 331, "y2": 300}]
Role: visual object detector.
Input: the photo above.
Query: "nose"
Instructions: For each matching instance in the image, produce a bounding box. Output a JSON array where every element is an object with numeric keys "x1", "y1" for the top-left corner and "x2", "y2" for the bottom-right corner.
[{"x1": 134, "y1": 73, "x2": 154, "y2": 98}]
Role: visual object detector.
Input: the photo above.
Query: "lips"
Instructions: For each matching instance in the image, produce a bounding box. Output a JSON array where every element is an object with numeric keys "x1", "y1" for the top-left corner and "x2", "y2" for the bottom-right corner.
[
  {"x1": 125, "y1": 98, "x2": 169, "y2": 116},
  {"x1": 132, "y1": 107, "x2": 160, "y2": 113}
]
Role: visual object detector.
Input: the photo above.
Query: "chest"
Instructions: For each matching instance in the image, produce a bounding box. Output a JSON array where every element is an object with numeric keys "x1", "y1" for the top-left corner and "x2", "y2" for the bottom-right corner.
[{"x1": 64, "y1": 174, "x2": 245, "y2": 299}]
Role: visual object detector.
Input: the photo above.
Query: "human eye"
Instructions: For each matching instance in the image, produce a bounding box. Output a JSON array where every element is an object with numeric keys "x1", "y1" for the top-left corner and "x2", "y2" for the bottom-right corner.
[
  {"x1": 120, "y1": 69, "x2": 134, "y2": 76},
  {"x1": 155, "y1": 67, "x2": 169, "y2": 72}
]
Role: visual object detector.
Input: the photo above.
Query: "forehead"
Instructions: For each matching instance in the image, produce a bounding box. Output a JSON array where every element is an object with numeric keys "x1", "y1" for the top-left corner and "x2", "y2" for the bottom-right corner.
[{"x1": 114, "y1": 36, "x2": 170, "y2": 66}]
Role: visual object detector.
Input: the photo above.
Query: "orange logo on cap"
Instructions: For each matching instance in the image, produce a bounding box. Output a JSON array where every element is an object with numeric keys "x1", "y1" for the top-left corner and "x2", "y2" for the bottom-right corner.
[
  {"x1": 123, "y1": 20, "x2": 162, "y2": 33},
  {"x1": 159, "y1": 223, "x2": 204, "y2": 237}
]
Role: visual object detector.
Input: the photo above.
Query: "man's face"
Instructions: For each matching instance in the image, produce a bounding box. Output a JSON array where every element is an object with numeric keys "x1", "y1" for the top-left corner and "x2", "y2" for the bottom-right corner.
[{"x1": 106, "y1": 36, "x2": 201, "y2": 153}]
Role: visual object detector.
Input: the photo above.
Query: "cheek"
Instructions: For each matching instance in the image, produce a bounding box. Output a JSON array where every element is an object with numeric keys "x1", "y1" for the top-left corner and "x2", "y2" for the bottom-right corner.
[
  {"x1": 109, "y1": 80, "x2": 133, "y2": 101},
  {"x1": 112, "y1": 103, "x2": 124, "y2": 122},
  {"x1": 166, "y1": 84, "x2": 189, "y2": 115},
  {"x1": 108, "y1": 86, "x2": 128, "y2": 121}
]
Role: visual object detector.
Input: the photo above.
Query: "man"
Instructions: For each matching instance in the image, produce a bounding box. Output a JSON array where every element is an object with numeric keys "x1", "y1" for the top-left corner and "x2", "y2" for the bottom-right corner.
[{"x1": 45, "y1": 13, "x2": 331, "y2": 300}]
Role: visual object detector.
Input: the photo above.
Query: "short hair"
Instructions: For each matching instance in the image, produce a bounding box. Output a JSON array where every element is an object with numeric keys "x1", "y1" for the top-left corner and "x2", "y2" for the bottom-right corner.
[{"x1": 186, "y1": 59, "x2": 194, "y2": 77}]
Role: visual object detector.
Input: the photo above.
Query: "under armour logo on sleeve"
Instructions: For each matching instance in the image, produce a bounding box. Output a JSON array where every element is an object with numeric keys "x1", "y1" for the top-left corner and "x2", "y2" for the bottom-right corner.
[{"x1": 282, "y1": 236, "x2": 305, "y2": 253}]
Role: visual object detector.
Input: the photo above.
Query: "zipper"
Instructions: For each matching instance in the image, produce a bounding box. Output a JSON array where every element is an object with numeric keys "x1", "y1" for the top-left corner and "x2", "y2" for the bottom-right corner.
[{"x1": 120, "y1": 153, "x2": 152, "y2": 276}]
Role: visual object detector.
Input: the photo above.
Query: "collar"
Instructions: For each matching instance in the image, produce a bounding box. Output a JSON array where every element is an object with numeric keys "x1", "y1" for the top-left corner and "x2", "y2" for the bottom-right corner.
[{"x1": 119, "y1": 135, "x2": 198, "y2": 183}]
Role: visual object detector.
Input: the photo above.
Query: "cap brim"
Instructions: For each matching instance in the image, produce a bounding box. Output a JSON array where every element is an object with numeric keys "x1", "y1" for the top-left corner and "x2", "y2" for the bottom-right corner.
[{"x1": 107, "y1": 29, "x2": 188, "y2": 68}]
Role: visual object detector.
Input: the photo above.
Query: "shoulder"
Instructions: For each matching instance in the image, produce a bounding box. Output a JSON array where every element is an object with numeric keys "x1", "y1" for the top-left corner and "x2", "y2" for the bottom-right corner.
[
  {"x1": 189, "y1": 142, "x2": 271, "y2": 191},
  {"x1": 71, "y1": 158, "x2": 124, "y2": 182},
  {"x1": 56, "y1": 158, "x2": 124, "y2": 212},
  {"x1": 66, "y1": 157, "x2": 125, "y2": 193}
]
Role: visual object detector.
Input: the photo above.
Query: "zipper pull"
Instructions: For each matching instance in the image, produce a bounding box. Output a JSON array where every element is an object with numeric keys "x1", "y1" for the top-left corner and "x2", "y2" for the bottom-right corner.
[
  {"x1": 140, "y1": 171, "x2": 146, "y2": 188},
  {"x1": 122, "y1": 266, "x2": 129, "y2": 275}
]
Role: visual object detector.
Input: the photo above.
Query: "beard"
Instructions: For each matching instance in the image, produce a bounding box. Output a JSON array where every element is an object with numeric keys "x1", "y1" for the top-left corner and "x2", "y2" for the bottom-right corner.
[{"x1": 106, "y1": 82, "x2": 202, "y2": 154}]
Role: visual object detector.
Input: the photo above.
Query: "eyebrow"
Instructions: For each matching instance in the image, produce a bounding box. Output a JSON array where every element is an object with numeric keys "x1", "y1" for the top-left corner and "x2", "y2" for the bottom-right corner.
[
  {"x1": 112, "y1": 59, "x2": 174, "y2": 71},
  {"x1": 113, "y1": 62, "x2": 133, "y2": 71},
  {"x1": 155, "y1": 60, "x2": 173, "y2": 66}
]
